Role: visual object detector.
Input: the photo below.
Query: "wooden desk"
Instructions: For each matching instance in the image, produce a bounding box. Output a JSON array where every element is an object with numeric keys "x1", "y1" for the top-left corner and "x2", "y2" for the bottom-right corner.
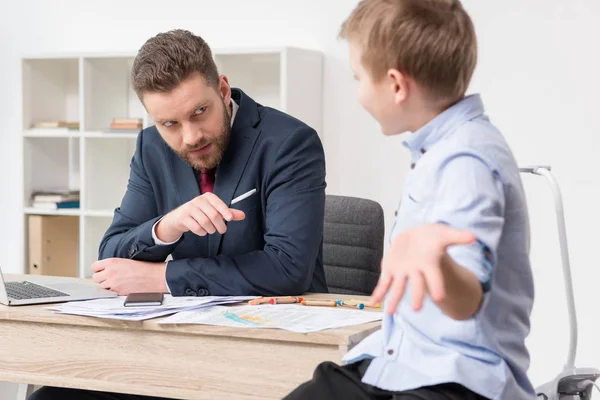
[{"x1": 0, "y1": 275, "x2": 380, "y2": 400}]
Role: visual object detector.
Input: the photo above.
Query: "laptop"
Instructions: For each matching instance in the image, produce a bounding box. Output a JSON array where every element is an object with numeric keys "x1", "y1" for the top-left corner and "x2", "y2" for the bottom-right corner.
[{"x1": 0, "y1": 265, "x2": 117, "y2": 306}]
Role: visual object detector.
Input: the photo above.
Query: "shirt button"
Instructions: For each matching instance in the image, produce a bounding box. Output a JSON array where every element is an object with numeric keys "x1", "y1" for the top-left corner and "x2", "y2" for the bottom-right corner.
[
  {"x1": 484, "y1": 248, "x2": 491, "y2": 261},
  {"x1": 410, "y1": 163, "x2": 415, "y2": 169},
  {"x1": 420, "y1": 148, "x2": 426, "y2": 154},
  {"x1": 387, "y1": 349, "x2": 394, "y2": 355}
]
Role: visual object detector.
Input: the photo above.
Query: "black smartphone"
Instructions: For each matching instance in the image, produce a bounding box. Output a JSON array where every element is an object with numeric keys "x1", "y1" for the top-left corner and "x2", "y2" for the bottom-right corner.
[{"x1": 123, "y1": 292, "x2": 164, "y2": 307}]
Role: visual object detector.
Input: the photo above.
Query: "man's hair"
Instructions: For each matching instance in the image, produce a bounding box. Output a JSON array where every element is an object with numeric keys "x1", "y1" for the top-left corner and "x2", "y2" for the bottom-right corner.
[
  {"x1": 340, "y1": 0, "x2": 477, "y2": 103},
  {"x1": 131, "y1": 29, "x2": 219, "y2": 100}
]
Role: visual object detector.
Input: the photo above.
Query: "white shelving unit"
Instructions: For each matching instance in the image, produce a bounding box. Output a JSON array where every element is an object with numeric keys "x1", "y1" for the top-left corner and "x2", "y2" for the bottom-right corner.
[{"x1": 21, "y1": 47, "x2": 323, "y2": 278}]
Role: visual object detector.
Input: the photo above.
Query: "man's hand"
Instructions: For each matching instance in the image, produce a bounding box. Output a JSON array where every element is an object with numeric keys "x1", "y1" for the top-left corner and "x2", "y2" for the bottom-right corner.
[
  {"x1": 92, "y1": 258, "x2": 169, "y2": 295},
  {"x1": 370, "y1": 224, "x2": 477, "y2": 316},
  {"x1": 156, "y1": 192, "x2": 246, "y2": 242}
]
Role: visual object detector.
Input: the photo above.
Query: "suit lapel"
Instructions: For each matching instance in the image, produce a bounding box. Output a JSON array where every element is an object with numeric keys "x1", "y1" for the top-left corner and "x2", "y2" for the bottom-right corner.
[
  {"x1": 168, "y1": 144, "x2": 200, "y2": 205},
  {"x1": 209, "y1": 89, "x2": 261, "y2": 257}
]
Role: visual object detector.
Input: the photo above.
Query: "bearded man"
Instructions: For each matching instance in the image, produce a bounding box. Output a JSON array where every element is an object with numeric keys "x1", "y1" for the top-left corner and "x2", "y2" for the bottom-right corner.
[{"x1": 91, "y1": 29, "x2": 328, "y2": 299}]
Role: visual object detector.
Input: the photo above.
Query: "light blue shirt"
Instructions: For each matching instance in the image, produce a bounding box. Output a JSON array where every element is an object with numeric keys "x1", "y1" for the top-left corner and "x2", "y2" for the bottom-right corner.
[{"x1": 342, "y1": 95, "x2": 535, "y2": 399}]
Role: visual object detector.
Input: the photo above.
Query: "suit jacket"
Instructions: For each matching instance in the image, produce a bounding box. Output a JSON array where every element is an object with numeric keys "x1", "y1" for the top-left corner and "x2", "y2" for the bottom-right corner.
[{"x1": 98, "y1": 88, "x2": 328, "y2": 296}]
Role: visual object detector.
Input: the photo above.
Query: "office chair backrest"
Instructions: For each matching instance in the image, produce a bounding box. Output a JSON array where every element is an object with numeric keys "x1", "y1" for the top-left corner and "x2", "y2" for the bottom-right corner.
[{"x1": 323, "y1": 195, "x2": 384, "y2": 295}]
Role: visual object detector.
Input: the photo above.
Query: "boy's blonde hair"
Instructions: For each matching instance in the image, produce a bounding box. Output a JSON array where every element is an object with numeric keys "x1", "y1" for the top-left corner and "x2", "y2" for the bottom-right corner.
[{"x1": 340, "y1": 0, "x2": 477, "y2": 103}]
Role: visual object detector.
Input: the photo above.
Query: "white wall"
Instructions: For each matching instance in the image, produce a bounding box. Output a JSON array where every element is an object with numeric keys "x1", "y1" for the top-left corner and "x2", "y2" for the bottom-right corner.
[
  {"x1": 1, "y1": 0, "x2": 599, "y2": 397},
  {"x1": 467, "y1": 0, "x2": 600, "y2": 390}
]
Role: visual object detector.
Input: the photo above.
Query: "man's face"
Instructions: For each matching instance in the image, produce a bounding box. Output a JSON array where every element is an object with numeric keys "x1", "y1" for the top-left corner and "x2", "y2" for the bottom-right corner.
[{"x1": 143, "y1": 73, "x2": 232, "y2": 171}]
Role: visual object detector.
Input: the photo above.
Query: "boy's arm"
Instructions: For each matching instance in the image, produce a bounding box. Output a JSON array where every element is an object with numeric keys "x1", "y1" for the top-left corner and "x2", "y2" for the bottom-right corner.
[
  {"x1": 372, "y1": 153, "x2": 505, "y2": 320},
  {"x1": 438, "y1": 252, "x2": 484, "y2": 320},
  {"x1": 372, "y1": 223, "x2": 480, "y2": 319}
]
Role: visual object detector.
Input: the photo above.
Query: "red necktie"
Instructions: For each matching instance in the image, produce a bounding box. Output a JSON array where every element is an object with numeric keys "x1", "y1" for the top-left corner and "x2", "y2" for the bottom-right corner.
[{"x1": 199, "y1": 169, "x2": 215, "y2": 194}]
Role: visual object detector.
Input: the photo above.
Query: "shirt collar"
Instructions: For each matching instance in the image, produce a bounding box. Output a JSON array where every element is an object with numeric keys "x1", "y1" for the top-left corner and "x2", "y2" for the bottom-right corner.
[
  {"x1": 402, "y1": 94, "x2": 485, "y2": 161},
  {"x1": 230, "y1": 98, "x2": 239, "y2": 127}
]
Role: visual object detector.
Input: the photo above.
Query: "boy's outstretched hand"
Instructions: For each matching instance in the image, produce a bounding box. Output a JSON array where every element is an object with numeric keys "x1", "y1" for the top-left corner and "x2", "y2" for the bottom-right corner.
[{"x1": 370, "y1": 224, "x2": 478, "y2": 317}]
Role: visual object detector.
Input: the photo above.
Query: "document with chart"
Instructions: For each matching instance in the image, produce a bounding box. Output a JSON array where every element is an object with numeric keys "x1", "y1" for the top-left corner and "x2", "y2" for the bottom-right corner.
[{"x1": 159, "y1": 304, "x2": 383, "y2": 333}]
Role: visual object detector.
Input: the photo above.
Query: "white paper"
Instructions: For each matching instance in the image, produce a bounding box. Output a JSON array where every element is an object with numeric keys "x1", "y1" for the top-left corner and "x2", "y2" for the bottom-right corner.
[
  {"x1": 159, "y1": 304, "x2": 383, "y2": 333},
  {"x1": 48, "y1": 295, "x2": 258, "y2": 321}
]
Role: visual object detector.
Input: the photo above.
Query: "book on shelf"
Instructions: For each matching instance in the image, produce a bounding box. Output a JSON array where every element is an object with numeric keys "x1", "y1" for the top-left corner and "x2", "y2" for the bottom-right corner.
[
  {"x1": 30, "y1": 190, "x2": 80, "y2": 210},
  {"x1": 112, "y1": 117, "x2": 143, "y2": 124},
  {"x1": 31, "y1": 190, "x2": 80, "y2": 204},
  {"x1": 31, "y1": 200, "x2": 80, "y2": 210},
  {"x1": 30, "y1": 121, "x2": 80, "y2": 130},
  {"x1": 109, "y1": 117, "x2": 143, "y2": 131}
]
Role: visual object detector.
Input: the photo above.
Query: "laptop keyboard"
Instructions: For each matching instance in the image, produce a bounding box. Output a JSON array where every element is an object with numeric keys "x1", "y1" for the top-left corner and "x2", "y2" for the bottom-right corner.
[{"x1": 6, "y1": 281, "x2": 69, "y2": 300}]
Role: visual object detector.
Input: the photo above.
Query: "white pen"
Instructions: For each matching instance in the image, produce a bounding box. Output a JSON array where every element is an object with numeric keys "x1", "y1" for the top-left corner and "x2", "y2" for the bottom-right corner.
[{"x1": 231, "y1": 188, "x2": 257, "y2": 205}]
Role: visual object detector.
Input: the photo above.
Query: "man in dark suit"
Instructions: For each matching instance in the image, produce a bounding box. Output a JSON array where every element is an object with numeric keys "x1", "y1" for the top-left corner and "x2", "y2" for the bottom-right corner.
[{"x1": 30, "y1": 29, "x2": 327, "y2": 400}]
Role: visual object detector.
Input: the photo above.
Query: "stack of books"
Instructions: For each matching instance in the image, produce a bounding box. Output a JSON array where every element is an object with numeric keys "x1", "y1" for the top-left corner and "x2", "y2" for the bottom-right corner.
[
  {"x1": 109, "y1": 118, "x2": 143, "y2": 131},
  {"x1": 30, "y1": 121, "x2": 80, "y2": 130},
  {"x1": 31, "y1": 190, "x2": 80, "y2": 210}
]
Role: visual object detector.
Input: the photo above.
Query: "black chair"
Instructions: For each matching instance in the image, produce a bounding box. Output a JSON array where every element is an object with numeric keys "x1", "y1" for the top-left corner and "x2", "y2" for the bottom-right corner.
[{"x1": 323, "y1": 195, "x2": 385, "y2": 295}]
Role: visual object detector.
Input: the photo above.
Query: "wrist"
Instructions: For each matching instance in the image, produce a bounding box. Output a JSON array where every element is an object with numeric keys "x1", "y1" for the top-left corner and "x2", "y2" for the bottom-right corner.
[
  {"x1": 155, "y1": 262, "x2": 169, "y2": 293},
  {"x1": 156, "y1": 214, "x2": 182, "y2": 243},
  {"x1": 440, "y1": 253, "x2": 458, "y2": 279}
]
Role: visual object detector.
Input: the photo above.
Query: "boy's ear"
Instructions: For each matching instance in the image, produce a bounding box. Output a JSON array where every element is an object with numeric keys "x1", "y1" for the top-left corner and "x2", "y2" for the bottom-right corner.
[{"x1": 387, "y1": 68, "x2": 408, "y2": 104}]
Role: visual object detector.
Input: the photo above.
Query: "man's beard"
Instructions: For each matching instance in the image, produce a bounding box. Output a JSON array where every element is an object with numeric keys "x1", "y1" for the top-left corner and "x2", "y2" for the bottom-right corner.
[{"x1": 177, "y1": 101, "x2": 231, "y2": 171}]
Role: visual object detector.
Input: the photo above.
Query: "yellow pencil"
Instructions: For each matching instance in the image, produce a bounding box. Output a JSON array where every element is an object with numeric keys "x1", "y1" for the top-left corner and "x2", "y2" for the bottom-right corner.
[{"x1": 349, "y1": 298, "x2": 380, "y2": 308}]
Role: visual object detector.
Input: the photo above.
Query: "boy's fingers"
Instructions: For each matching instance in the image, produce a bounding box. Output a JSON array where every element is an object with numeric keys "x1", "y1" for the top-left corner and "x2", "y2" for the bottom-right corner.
[
  {"x1": 423, "y1": 264, "x2": 446, "y2": 303},
  {"x1": 385, "y1": 274, "x2": 408, "y2": 315},
  {"x1": 369, "y1": 268, "x2": 392, "y2": 306},
  {"x1": 437, "y1": 225, "x2": 476, "y2": 248},
  {"x1": 410, "y1": 272, "x2": 425, "y2": 311}
]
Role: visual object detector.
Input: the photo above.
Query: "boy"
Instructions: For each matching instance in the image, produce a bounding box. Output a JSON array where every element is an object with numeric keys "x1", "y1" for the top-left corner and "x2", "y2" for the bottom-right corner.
[{"x1": 285, "y1": 0, "x2": 535, "y2": 399}]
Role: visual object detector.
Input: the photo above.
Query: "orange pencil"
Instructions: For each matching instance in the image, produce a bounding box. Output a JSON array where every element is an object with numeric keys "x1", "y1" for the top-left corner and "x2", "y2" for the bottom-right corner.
[
  {"x1": 249, "y1": 296, "x2": 300, "y2": 305},
  {"x1": 248, "y1": 297, "x2": 270, "y2": 305}
]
